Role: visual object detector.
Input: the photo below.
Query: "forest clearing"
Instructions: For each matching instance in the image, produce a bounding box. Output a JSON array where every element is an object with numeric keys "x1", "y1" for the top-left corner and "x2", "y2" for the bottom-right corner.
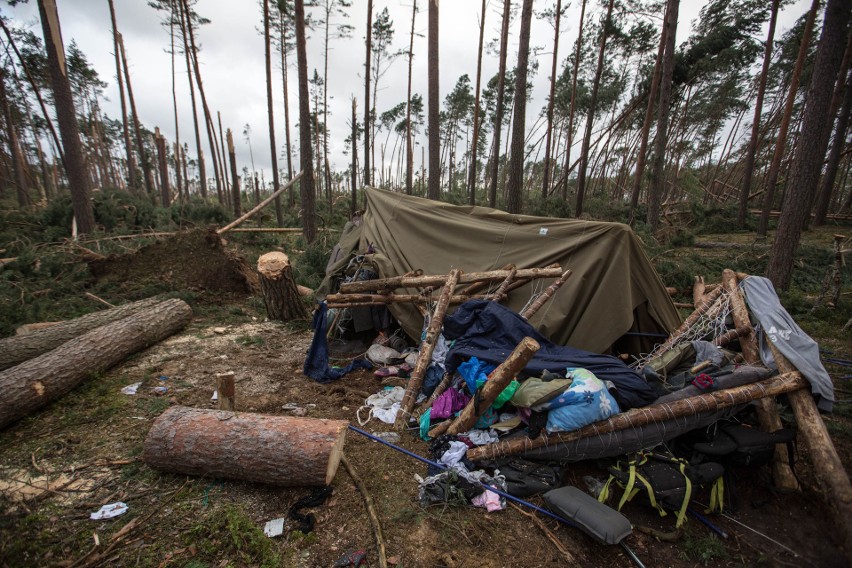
[{"x1": 1, "y1": 0, "x2": 852, "y2": 567}]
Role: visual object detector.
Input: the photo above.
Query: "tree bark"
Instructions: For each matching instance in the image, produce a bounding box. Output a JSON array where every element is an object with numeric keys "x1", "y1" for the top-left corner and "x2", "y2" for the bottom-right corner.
[
  {"x1": 364, "y1": 0, "x2": 373, "y2": 187},
  {"x1": 431, "y1": 336, "x2": 539, "y2": 438},
  {"x1": 0, "y1": 296, "x2": 165, "y2": 371},
  {"x1": 541, "y1": 0, "x2": 562, "y2": 199},
  {"x1": 106, "y1": 0, "x2": 137, "y2": 192},
  {"x1": 767, "y1": 0, "x2": 851, "y2": 290},
  {"x1": 351, "y1": 97, "x2": 358, "y2": 213},
  {"x1": 406, "y1": 0, "x2": 417, "y2": 196},
  {"x1": 575, "y1": 0, "x2": 615, "y2": 218},
  {"x1": 0, "y1": 299, "x2": 192, "y2": 430},
  {"x1": 815, "y1": 67, "x2": 852, "y2": 225},
  {"x1": 506, "y1": 0, "x2": 534, "y2": 214},
  {"x1": 561, "y1": 0, "x2": 587, "y2": 201},
  {"x1": 646, "y1": 0, "x2": 679, "y2": 230},
  {"x1": 757, "y1": 0, "x2": 820, "y2": 237},
  {"x1": 520, "y1": 270, "x2": 572, "y2": 320},
  {"x1": 0, "y1": 67, "x2": 30, "y2": 208},
  {"x1": 154, "y1": 128, "x2": 171, "y2": 206},
  {"x1": 264, "y1": 0, "x2": 284, "y2": 227},
  {"x1": 36, "y1": 0, "x2": 94, "y2": 233},
  {"x1": 467, "y1": 0, "x2": 486, "y2": 204},
  {"x1": 117, "y1": 32, "x2": 156, "y2": 197},
  {"x1": 295, "y1": 0, "x2": 316, "y2": 243},
  {"x1": 280, "y1": 9, "x2": 295, "y2": 207},
  {"x1": 226, "y1": 129, "x2": 241, "y2": 217},
  {"x1": 467, "y1": 371, "x2": 808, "y2": 461},
  {"x1": 177, "y1": 0, "x2": 207, "y2": 199},
  {"x1": 216, "y1": 372, "x2": 235, "y2": 411},
  {"x1": 427, "y1": 0, "x2": 440, "y2": 200},
  {"x1": 257, "y1": 252, "x2": 309, "y2": 320},
  {"x1": 143, "y1": 406, "x2": 348, "y2": 486},
  {"x1": 488, "y1": 0, "x2": 511, "y2": 208},
  {"x1": 737, "y1": 0, "x2": 780, "y2": 228},
  {"x1": 339, "y1": 267, "x2": 562, "y2": 294}
]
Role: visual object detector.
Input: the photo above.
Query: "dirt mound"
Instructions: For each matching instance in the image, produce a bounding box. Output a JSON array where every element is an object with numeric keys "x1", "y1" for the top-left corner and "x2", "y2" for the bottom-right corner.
[{"x1": 89, "y1": 229, "x2": 257, "y2": 295}]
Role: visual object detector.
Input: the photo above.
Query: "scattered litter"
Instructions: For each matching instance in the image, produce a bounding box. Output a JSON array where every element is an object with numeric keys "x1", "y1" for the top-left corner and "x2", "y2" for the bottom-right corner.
[
  {"x1": 333, "y1": 550, "x2": 366, "y2": 567},
  {"x1": 282, "y1": 402, "x2": 307, "y2": 416},
  {"x1": 90, "y1": 502, "x2": 128, "y2": 520},
  {"x1": 121, "y1": 382, "x2": 141, "y2": 395},
  {"x1": 157, "y1": 375, "x2": 169, "y2": 381},
  {"x1": 373, "y1": 431, "x2": 400, "y2": 443},
  {"x1": 211, "y1": 390, "x2": 218, "y2": 401},
  {"x1": 366, "y1": 344, "x2": 400, "y2": 365},
  {"x1": 263, "y1": 517, "x2": 286, "y2": 538},
  {"x1": 358, "y1": 387, "x2": 406, "y2": 425},
  {"x1": 151, "y1": 386, "x2": 169, "y2": 395}
]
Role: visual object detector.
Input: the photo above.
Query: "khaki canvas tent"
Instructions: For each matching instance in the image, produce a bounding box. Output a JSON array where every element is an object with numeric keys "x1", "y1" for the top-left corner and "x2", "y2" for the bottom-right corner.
[{"x1": 320, "y1": 188, "x2": 681, "y2": 354}]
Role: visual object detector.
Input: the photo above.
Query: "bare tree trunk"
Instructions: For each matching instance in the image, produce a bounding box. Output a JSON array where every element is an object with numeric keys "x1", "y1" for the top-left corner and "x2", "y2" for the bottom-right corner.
[
  {"x1": 168, "y1": 0, "x2": 182, "y2": 201},
  {"x1": 767, "y1": 0, "x2": 852, "y2": 290},
  {"x1": 506, "y1": 0, "x2": 534, "y2": 213},
  {"x1": 467, "y1": 0, "x2": 486, "y2": 204},
  {"x1": 364, "y1": 0, "x2": 373, "y2": 187},
  {"x1": 562, "y1": 0, "x2": 586, "y2": 201},
  {"x1": 295, "y1": 0, "x2": 317, "y2": 243},
  {"x1": 627, "y1": 1, "x2": 668, "y2": 225},
  {"x1": 351, "y1": 97, "x2": 358, "y2": 214},
  {"x1": 646, "y1": 0, "x2": 679, "y2": 230},
  {"x1": 0, "y1": 68, "x2": 30, "y2": 208},
  {"x1": 488, "y1": 0, "x2": 511, "y2": 207},
  {"x1": 37, "y1": 0, "x2": 95, "y2": 232},
  {"x1": 737, "y1": 0, "x2": 780, "y2": 227},
  {"x1": 107, "y1": 0, "x2": 137, "y2": 193},
  {"x1": 541, "y1": 0, "x2": 562, "y2": 199},
  {"x1": 406, "y1": 0, "x2": 417, "y2": 196},
  {"x1": 264, "y1": 0, "x2": 284, "y2": 227},
  {"x1": 116, "y1": 34, "x2": 155, "y2": 199},
  {"x1": 155, "y1": 128, "x2": 171, "y2": 205},
  {"x1": 279, "y1": 10, "x2": 295, "y2": 206},
  {"x1": 575, "y1": 0, "x2": 615, "y2": 218},
  {"x1": 216, "y1": 111, "x2": 227, "y2": 202},
  {"x1": 814, "y1": 48, "x2": 852, "y2": 224},
  {"x1": 427, "y1": 0, "x2": 440, "y2": 200},
  {"x1": 758, "y1": 0, "x2": 820, "y2": 237},
  {"x1": 226, "y1": 129, "x2": 240, "y2": 217}
]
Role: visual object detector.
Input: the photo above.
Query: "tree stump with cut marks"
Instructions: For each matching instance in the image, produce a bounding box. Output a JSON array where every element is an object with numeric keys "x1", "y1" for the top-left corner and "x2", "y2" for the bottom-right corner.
[{"x1": 257, "y1": 252, "x2": 308, "y2": 321}]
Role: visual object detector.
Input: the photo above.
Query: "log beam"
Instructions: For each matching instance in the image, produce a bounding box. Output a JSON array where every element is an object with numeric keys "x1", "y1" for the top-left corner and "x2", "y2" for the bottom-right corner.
[
  {"x1": 339, "y1": 267, "x2": 562, "y2": 294},
  {"x1": 521, "y1": 270, "x2": 572, "y2": 320}
]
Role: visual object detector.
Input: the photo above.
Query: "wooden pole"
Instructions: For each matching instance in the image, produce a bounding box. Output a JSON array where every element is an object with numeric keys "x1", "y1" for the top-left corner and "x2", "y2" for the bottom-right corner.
[
  {"x1": 216, "y1": 372, "x2": 235, "y2": 411},
  {"x1": 724, "y1": 269, "x2": 799, "y2": 491},
  {"x1": 486, "y1": 266, "x2": 517, "y2": 301},
  {"x1": 692, "y1": 276, "x2": 706, "y2": 309},
  {"x1": 428, "y1": 337, "x2": 539, "y2": 438},
  {"x1": 339, "y1": 267, "x2": 562, "y2": 294},
  {"x1": 394, "y1": 269, "x2": 461, "y2": 429},
  {"x1": 521, "y1": 270, "x2": 572, "y2": 319},
  {"x1": 467, "y1": 371, "x2": 808, "y2": 461},
  {"x1": 217, "y1": 170, "x2": 304, "y2": 235}
]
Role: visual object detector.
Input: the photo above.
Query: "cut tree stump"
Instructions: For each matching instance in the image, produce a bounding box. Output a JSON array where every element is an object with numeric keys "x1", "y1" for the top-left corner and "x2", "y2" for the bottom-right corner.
[
  {"x1": 0, "y1": 299, "x2": 192, "y2": 430},
  {"x1": 257, "y1": 252, "x2": 308, "y2": 321},
  {"x1": 0, "y1": 296, "x2": 165, "y2": 371},
  {"x1": 143, "y1": 406, "x2": 348, "y2": 486}
]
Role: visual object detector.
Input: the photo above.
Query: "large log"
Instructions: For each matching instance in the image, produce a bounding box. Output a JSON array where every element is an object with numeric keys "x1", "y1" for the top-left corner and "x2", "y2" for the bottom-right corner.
[
  {"x1": 467, "y1": 371, "x2": 807, "y2": 461},
  {"x1": 429, "y1": 337, "x2": 540, "y2": 438},
  {"x1": 257, "y1": 252, "x2": 309, "y2": 321},
  {"x1": 394, "y1": 269, "x2": 461, "y2": 429},
  {"x1": 0, "y1": 299, "x2": 192, "y2": 429},
  {"x1": 143, "y1": 406, "x2": 348, "y2": 486},
  {"x1": 723, "y1": 269, "x2": 799, "y2": 491},
  {"x1": 216, "y1": 170, "x2": 304, "y2": 235},
  {"x1": 0, "y1": 296, "x2": 165, "y2": 370},
  {"x1": 339, "y1": 267, "x2": 562, "y2": 294}
]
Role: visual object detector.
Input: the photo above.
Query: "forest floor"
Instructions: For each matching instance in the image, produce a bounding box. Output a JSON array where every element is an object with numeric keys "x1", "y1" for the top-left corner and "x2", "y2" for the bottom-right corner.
[{"x1": 1, "y1": 224, "x2": 851, "y2": 568}]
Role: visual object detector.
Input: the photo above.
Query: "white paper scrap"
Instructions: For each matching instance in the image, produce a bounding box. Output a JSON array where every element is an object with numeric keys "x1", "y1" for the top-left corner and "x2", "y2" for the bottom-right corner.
[
  {"x1": 263, "y1": 517, "x2": 286, "y2": 537},
  {"x1": 120, "y1": 382, "x2": 141, "y2": 395},
  {"x1": 90, "y1": 502, "x2": 128, "y2": 520}
]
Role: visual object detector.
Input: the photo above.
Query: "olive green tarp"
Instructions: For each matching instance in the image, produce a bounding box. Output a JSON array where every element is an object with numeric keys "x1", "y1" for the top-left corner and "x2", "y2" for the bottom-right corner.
[{"x1": 319, "y1": 188, "x2": 681, "y2": 354}]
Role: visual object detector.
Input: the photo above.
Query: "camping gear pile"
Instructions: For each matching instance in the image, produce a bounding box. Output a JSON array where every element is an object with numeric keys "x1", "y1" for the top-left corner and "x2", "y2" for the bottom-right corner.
[{"x1": 312, "y1": 188, "x2": 850, "y2": 559}]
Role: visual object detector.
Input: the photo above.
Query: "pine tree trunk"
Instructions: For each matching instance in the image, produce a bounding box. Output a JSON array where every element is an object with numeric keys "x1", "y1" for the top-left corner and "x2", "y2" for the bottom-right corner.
[
  {"x1": 541, "y1": 0, "x2": 562, "y2": 199},
  {"x1": 758, "y1": 0, "x2": 819, "y2": 237},
  {"x1": 143, "y1": 406, "x2": 348, "y2": 486},
  {"x1": 767, "y1": 0, "x2": 852, "y2": 290},
  {"x1": 169, "y1": 1, "x2": 183, "y2": 202},
  {"x1": 364, "y1": 0, "x2": 373, "y2": 187},
  {"x1": 107, "y1": 0, "x2": 137, "y2": 193},
  {"x1": 488, "y1": 0, "x2": 511, "y2": 208},
  {"x1": 406, "y1": 0, "x2": 417, "y2": 196},
  {"x1": 264, "y1": 0, "x2": 284, "y2": 227},
  {"x1": 351, "y1": 97, "x2": 358, "y2": 214},
  {"x1": 814, "y1": 65, "x2": 852, "y2": 225},
  {"x1": 737, "y1": 0, "x2": 779, "y2": 228},
  {"x1": 575, "y1": 0, "x2": 615, "y2": 218},
  {"x1": 155, "y1": 128, "x2": 171, "y2": 205},
  {"x1": 427, "y1": 0, "x2": 440, "y2": 200},
  {"x1": 117, "y1": 33, "x2": 156, "y2": 197},
  {"x1": 226, "y1": 129, "x2": 241, "y2": 217},
  {"x1": 37, "y1": 0, "x2": 94, "y2": 233},
  {"x1": 257, "y1": 252, "x2": 308, "y2": 320},
  {"x1": 561, "y1": 0, "x2": 586, "y2": 201},
  {"x1": 0, "y1": 68, "x2": 30, "y2": 208},
  {"x1": 296, "y1": 4, "x2": 315, "y2": 240},
  {"x1": 0, "y1": 299, "x2": 192, "y2": 430},
  {"x1": 280, "y1": 13, "x2": 296, "y2": 207},
  {"x1": 506, "y1": 0, "x2": 534, "y2": 214},
  {"x1": 177, "y1": 0, "x2": 207, "y2": 199},
  {"x1": 646, "y1": 0, "x2": 679, "y2": 230}
]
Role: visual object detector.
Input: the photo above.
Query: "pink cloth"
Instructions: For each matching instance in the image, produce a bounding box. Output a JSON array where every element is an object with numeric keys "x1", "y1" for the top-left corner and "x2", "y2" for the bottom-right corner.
[
  {"x1": 472, "y1": 489, "x2": 503, "y2": 512},
  {"x1": 431, "y1": 388, "x2": 471, "y2": 419}
]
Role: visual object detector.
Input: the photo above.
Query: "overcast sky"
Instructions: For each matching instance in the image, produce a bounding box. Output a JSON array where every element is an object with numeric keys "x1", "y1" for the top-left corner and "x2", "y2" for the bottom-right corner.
[{"x1": 4, "y1": 0, "x2": 812, "y2": 185}]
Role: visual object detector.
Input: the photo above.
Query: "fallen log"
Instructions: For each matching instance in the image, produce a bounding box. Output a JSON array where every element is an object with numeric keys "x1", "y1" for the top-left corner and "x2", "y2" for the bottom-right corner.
[
  {"x1": 143, "y1": 406, "x2": 348, "y2": 486},
  {"x1": 326, "y1": 292, "x2": 487, "y2": 305},
  {"x1": 257, "y1": 252, "x2": 308, "y2": 320},
  {"x1": 216, "y1": 171, "x2": 304, "y2": 235},
  {"x1": 466, "y1": 371, "x2": 807, "y2": 461},
  {"x1": 457, "y1": 263, "x2": 515, "y2": 296},
  {"x1": 0, "y1": 296, "x2": 166, "y2": 371},
  {"x1": 0, "y1": 299, "x2": 192, "y2": 430},
  {"x1": 521, "y1": 270, "x2": 572, "y2": 320},
  {"x1": 429, "y1": 337, "x2": 540, "y2": 438},
  {"x1": 339, "y1": 267, "x2": 562, "y2": 294},
  {"x1": 485, "y1": 266, "x2": 518, "y2": 302},
  {"x1": 395, "y1": 269, "x2": 461, "y2": 429}
]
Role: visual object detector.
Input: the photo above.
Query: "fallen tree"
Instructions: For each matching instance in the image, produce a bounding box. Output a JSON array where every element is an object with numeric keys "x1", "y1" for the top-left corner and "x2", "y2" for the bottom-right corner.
[
  {"x1": 143, "y1": 406, "x2": 348, "y2": 486},
  {"x1": 0, "y1": 296, "x2": 165, "y2": 371},
  {"x1": 0, "y1": 298, "x2": 192, "y2": 429}
]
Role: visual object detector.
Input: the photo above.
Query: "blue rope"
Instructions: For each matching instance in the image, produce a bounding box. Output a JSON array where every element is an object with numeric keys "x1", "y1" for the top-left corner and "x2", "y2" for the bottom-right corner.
[{"x1": 346, "y1": 425, "x2": 579, "y2": 529}]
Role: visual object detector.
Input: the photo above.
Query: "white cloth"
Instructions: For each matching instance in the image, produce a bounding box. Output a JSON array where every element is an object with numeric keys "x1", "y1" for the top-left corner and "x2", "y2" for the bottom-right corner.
[{"x1": 438, "y1": 441, "x2": 469, "y2": 467}]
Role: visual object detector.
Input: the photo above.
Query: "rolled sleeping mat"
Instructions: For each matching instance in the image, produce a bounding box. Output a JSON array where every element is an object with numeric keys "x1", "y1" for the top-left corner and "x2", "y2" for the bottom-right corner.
[{"x1": 543, "y1": 486, "x2": 632, "y2": 546}]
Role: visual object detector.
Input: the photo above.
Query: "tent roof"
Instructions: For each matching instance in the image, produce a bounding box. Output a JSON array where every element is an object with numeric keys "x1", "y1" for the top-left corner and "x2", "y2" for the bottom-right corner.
[{"x1": 321, "y1": 188, "x2": 680, "y2": 353}]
